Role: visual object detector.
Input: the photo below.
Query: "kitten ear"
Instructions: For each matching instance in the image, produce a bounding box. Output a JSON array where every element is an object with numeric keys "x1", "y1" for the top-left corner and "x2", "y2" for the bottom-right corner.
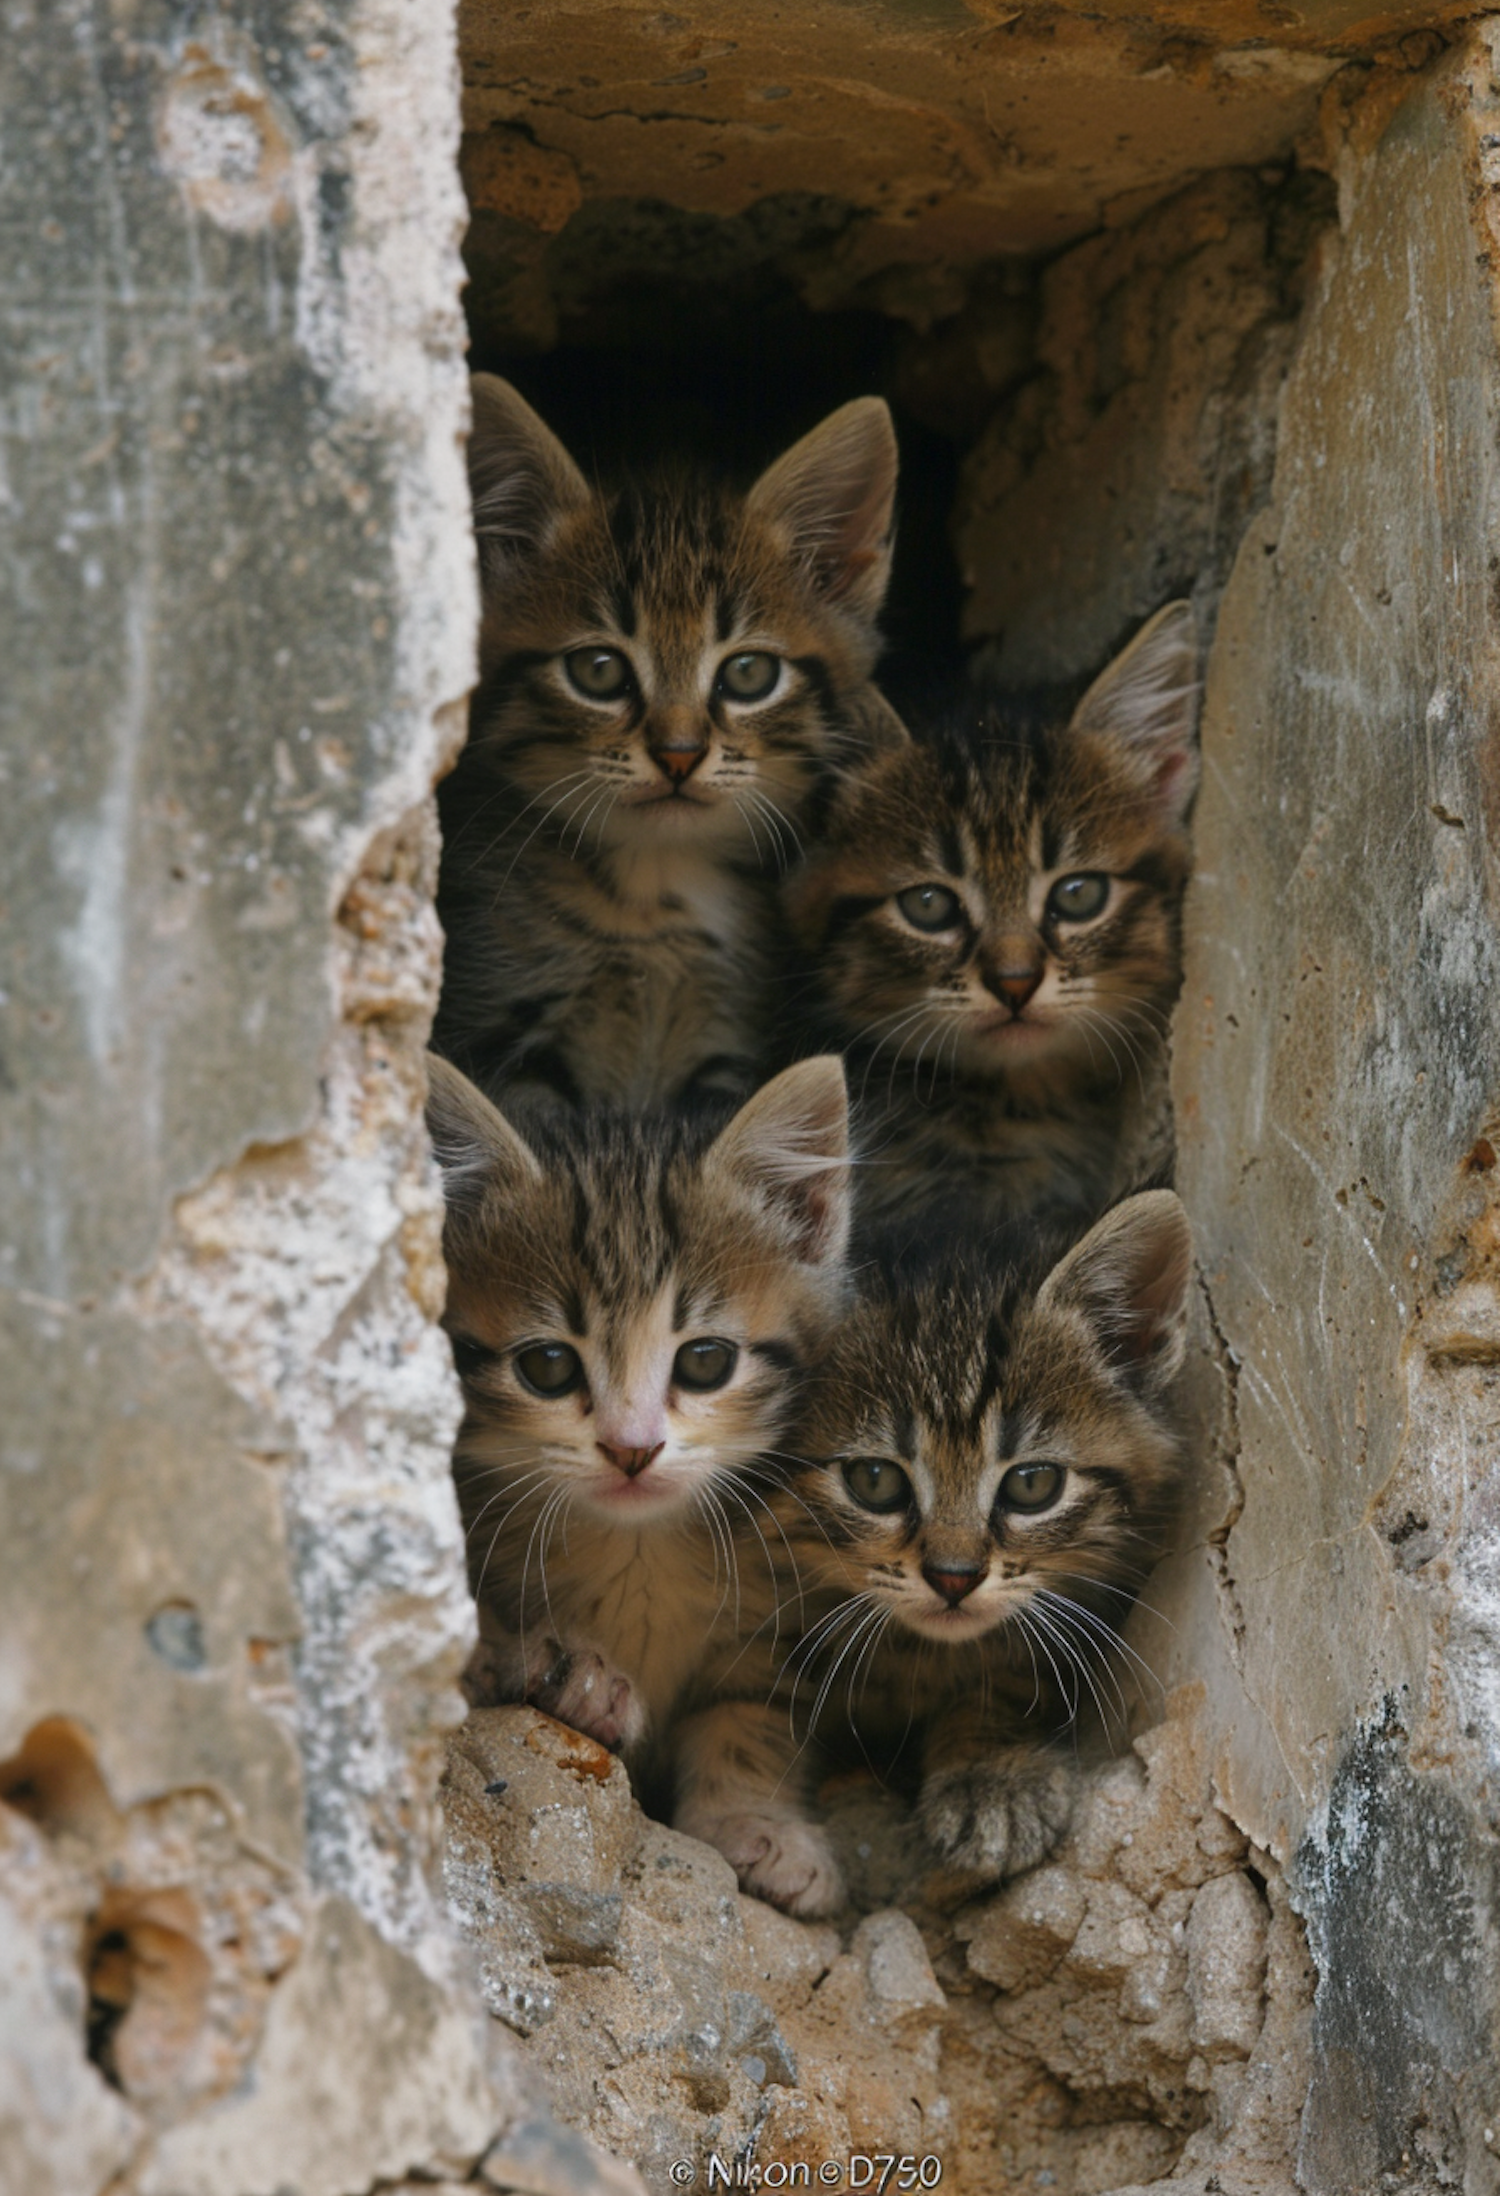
[
  {"x1": 468, "y1": 374, "x2": 590, "y2": 578},
  {"x1": 746, "y1": 398, "x2": 898, "y2": 626},
  {"x1": 845, "y1": 684, "x2": 912, "y2": 759},
  {"x1": 1036, "y1": 1191, "x2": 1193, "y2": 1394},
  {"x1": 1070, "y1": 601, "x2": 1200, "y2": 827},
  {"x1": 425, "y1": 1053, "x2": 544, "y2": 1213},
  {"x1": 705, "y1": 1057, "x2": 851, "y2": 1268}
]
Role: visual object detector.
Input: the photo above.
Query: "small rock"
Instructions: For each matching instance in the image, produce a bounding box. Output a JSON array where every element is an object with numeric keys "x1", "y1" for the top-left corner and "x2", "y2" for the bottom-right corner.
[
  {"x1": 630, "y1": 1819, "x2": 742, "y2": 1939},
  {"x1": 480, "y1": 2110, "x2": 649, "y2": 2195},
  {"x1": 965, "y1": 1864, "x2": 1088, "y2": 1992},
  {"x1": 852, "y1": 1910, "x2": 946, "y2": 2028},
  {"x1": 1065, "y1": 1754, "x2": 1148, "y2": 1876},
  {"x1": 1118, "y1": 1937, "x2": 1176, "y2": 2025},
  {"x1": 1186, "y1": 1869, "x2": 1267, "y2": 2058},
  {"x1": 736, "y1": 1897, "x2": 839, "y2": 2010},
  {"x1": 1059, "y1": 1879, "x2": 1158, "y2": 1987},
  {"x1": 725, "y1": 1989, "x2": 798, "y2": 2085},
  {"x1": 447, "y1": 1709, "x2": 640, "y2": 1892}
]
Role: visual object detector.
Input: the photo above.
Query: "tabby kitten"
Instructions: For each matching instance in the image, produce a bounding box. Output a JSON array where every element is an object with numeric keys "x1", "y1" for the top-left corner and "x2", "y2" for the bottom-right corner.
[
  {"x1": 785, "y1": 603, "x2": 1200, "y2": 1233},
  {"x1": 426, "y1": 1052, "x2": 851, "y2": 1764},
  {"x1": 673, "y1": 1191, "x2": 1191, "y2": 1918},
  {"x1": 435, "y1": 376, "x2": 904, "y2": 1112}
]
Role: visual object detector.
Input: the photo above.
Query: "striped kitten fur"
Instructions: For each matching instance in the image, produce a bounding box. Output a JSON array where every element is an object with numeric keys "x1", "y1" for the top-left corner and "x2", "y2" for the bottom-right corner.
[
  {"x1": 426, "y1": 1052, "x2": 851, "y2": 1766},
  {"x1": 673, "y1": 1192, "x2": 1191, "y2": 1917},
  {"x1": 435, "y1": 376, "x2": 905, "y2": 1113},
  {"x1": 785, "y1": 603, "x2": 1200, "y2": 1235}
]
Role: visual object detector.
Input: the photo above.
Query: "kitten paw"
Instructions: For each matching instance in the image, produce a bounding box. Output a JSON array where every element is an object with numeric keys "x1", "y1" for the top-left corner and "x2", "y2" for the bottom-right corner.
[
  {"x1": 919, "y1": 1754, "x2": 1075, "y2": 1886},
  {"x1": 683, "y1": 1809, "x2": 844, "y2": 1919},
  {"x1": 529, "y1": 1645, "x2": 647, "y2": 1755},
  {"x1": 462, "y1": 1632, "x2": 518, "y2": 1711}
]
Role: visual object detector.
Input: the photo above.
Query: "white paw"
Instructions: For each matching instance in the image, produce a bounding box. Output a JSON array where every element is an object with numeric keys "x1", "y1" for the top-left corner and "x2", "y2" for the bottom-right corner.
[
  {"x1": 683, "y1": 1809, "x2": 844, "y2": 1918},
  {"x1": 920, "y1": 1756, "x2": 1075, "y2": 1885},
  {"x1": 530, "y1": 1645, "x2": 646, "y2": 1755}
]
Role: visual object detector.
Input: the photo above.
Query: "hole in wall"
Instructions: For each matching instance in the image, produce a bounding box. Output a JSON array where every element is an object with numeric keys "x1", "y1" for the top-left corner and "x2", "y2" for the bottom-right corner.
[
  {"x1": 0, "y1": 1717, "x2": 300, "y2": 2117},
  {"x1": 85, "y1": 1889, "x2": 212, "y2": 2100},
  {"x1": 0, "y1": 1715, "x2": 118, "y2": 1842},
  {"x1": 467, "y1": 307, "x2": 972, "y2": 711},
  {"x1": 440, "y1": 35, "x2": 1341, "y2": 2189}
]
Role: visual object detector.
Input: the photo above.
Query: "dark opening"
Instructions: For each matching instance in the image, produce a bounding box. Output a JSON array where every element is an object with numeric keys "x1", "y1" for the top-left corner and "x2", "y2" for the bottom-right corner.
[{"x1": 465, "y1": 265, "x2": 981, "y2": 710}]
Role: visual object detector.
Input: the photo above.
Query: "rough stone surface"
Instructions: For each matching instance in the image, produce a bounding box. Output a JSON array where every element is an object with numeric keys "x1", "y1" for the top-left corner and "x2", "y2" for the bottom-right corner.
[
  {"x1": 0, "y1": 2, "x2": 597, "y2": 2190},
  {"x1": 1160, "y1": 35, "x2": 1500, "y2": 2192},
  {"x1": 137, "y1": 1895, "x2": 499, "y2": 2196},
  {"x1": 956, "y1": 164, "x2": 1337, "y2": 680},
  {"x1": 456, "y1": 0, "x2": 1457, "y2": 337},
  {"x1": 442, "y1": 1695, "x2": 1305, "y2": 2196}
]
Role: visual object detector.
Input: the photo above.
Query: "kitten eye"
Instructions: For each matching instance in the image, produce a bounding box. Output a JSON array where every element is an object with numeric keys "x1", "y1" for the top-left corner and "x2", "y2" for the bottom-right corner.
[
  {"x1": 1046, "y1": 872, "x2": 1111, "y2": 924},
  {"x1": 513, "y1": 1342, "x2": 585, "y2": 1397},
  {"x1": 716, "y1": 651, "x2": 780, "y2": 703},
  {"x1": 672, "y1": 1338, "x2": 739, "y2": 1391},
  {"x1": 997, "y1": 1461, "x2": 1065, "y2": 1513},
  {"x1": 449, "y1": 1333, "x2": 498, "y2": 1382},
  {"x1": 896, "y1": 884, "x2": 962, "y2": 933},
  {"x1": 563, "y1": 647, "x2": 633, "y2": 702},
  {"x1": 841, "y1": 1457, "x2": 913, "y2": 1513}
]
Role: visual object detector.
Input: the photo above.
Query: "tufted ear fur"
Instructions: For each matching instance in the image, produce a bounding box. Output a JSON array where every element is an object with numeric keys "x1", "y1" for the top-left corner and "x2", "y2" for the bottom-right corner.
[
  {"x1": 467, "y1": 374, "x2": 590, "y2": 586},
  {"x1": 1036, "y1": 1190, "x2": 1193, "y2": 1394},
  {"x1": 704, "y1": 1057, "x2": 850, "y2": 1268},
  {"x1": 1071, "y1": 601, "x2": 1200, "y2": 827},
  {"x1": 845, "y1": 683, "x2": 912, "y2": 760},
  {"x1": 425, "y1": 1054, "x2": 544, "y2": 1215},
  {"x1": 746, "y1": 397, "x2": 898, "y2": 629}
]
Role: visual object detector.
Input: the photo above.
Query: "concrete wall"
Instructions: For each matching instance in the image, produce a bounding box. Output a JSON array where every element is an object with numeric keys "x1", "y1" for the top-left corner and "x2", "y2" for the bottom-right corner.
[
  {"x1": 963, "y1": 29, "x2": 1500, "y2": 2189},
  {"x1": 1169, "y1": 41, "x2": 1500, "y2": 2187},
  {"x1": 0, "y1": 5, "x2": 595, "y2": 2191},
  {"x1": 947, "y1": 31, "x2": 1500, "y2": 2190}
]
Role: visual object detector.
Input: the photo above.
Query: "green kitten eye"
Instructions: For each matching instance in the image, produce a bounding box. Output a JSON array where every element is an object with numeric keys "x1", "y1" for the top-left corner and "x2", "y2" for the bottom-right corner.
[
  {"x1": 514, "y1": 1342, "x2": 585, "y2": 1397},
  {"x1": 716, "y1": 651, "x2": 781, "y2": 702},
  {"x1": 896, "y1": 884, "x2": 962, "y2": 933},
  {"x1": 563, "y1": 647, "x2": 633, "y2": 701},
  {"x1": 841, "y1": 1456, "x2": 913, "y2": 1513},
  {"x1": 1046, "y1": 873, "x2": 1110, "y2": 924},
  {"x1": 673, "y1": 1338, "x2": 739, "y2": 1391},
  {"x1": 997, "y1": 1461, "x2": 1065, "y2": 1513}
]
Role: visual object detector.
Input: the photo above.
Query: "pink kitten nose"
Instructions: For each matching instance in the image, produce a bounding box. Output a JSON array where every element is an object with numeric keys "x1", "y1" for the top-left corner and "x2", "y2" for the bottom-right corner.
[
  {"x1": 653, "y1": 743, "x2": 705, "y2": 784},
  {"x1": 598, "y1": 1441, "x2": 664, "y2": 1480},
  {"x1": 922, "y1": 1562, "x2": 985, "y2": 1607},
  {"x1": 987, "y1": 966, "x2": 1043, "y2": 1012}
]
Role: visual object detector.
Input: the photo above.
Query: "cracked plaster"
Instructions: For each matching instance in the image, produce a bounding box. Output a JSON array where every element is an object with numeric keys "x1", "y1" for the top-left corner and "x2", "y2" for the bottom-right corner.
[
  {"x1": 455, "y1": 0, "x2": 1471, "y2": 323},
  {"x1": 0, "y1": 1, "x2": 583, "y2": 2190}
]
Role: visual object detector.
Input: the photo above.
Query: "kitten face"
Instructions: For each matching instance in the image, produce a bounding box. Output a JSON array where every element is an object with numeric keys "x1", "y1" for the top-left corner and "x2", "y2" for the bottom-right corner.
[
  {"x1": 465, "y1": 377, "x2": 899, "y2": 873},
  {"x1": 428, "y1": 1055, "x2": 850, "y2": 1530},
  {"x1": 788, "y1": 603, "x2": 1199, "y2": 1092},
  {"x1": 790, "y1": 1194, "x2": 1191, "y2": 1649}
]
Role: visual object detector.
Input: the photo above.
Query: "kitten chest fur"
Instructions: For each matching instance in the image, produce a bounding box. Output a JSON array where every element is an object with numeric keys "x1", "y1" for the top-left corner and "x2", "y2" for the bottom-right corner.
[
  {"x1": 443, "y1": 828, "x2": 780, "y2": 1105},
  {"x1": 475, "y1": 1497, "x2": 752, "y2": 1732}
]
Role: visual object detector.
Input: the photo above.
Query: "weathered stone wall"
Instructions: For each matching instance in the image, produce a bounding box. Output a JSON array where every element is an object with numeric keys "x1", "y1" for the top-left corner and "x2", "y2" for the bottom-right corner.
[
  {"x1": 445, "y1": 1689, "x2": 1312, "y2": 2196},
  {"x1": 0, "y1": 5, "x2": 628, "y2": 2192},
  {"x1": 1170, "y1": 43, "x2": 1500, "y2": 2187},
  {"x1": 953, "y1": 36, "x2": 1500, "y2": 2189}
]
